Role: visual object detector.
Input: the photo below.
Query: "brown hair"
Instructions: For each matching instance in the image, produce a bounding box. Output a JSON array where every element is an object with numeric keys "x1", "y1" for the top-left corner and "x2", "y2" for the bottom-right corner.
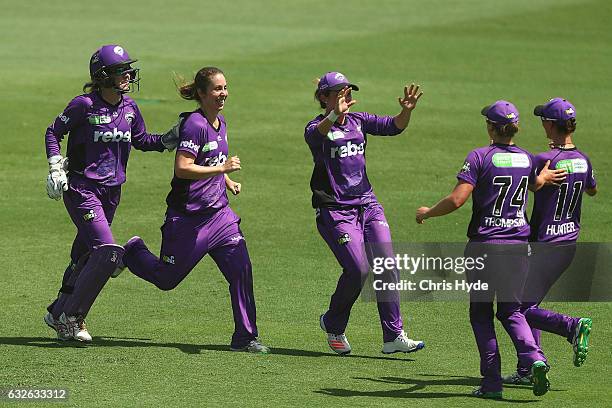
[
  {"x1": 82, "y1": 81, "x2": 101, "y2": 93},
  {"x1": 553, "y1": 118, "x2": 577, "y2": 134},
  {"x1": 312, "y1": 77, "x2": 329, "y2": 109},
  {"x1": 488, "y1": 121, "x2": 520, "y2": 139},
  {"x1": 176, "y1": 67, "x2": 224, "y2": 102}
]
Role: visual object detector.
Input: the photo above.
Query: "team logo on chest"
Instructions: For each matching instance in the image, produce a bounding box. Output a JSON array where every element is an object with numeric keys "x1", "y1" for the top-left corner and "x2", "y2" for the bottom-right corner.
[{"x1": 125, "y1": 112, "x2": 136, "y2": 125}]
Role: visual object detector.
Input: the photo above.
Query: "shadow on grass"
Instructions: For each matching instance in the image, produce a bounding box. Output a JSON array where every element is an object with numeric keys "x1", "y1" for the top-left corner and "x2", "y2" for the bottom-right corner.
[
  {"x1": 0, "y1": 337, "x2": 413, "y2": 361},
  {"x1": 314, "y1": 374, "x2": 541, "y2": 402}
]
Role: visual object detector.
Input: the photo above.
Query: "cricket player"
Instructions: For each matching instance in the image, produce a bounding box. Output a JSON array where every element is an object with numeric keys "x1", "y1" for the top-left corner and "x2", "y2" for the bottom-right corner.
[
  {"x1": 305, "y1": 71, "x2": 425, "y2": 355},
  {"x1": 415, "y1": 101, "x2": 566, "y2": 398},
  {"x1": 504, "y1": 98, "x2": 597, "y2": 385},
  {"x1": 116, "y1": 67, "x2": 269, "y2": 354},
  {"x1": 44, "y1": 45, "x2": 179, "y2": 342}
]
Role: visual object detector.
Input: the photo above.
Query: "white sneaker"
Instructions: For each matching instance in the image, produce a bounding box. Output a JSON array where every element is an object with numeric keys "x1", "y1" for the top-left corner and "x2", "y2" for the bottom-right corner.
[
  {"x1": 382, "y1": 331, "x2": 425, "y2": 354},
  {"x1": 111, "y1": 236, "x2": 140, "y2": 278},
  {"x1": 44, "y1": 312, "x2": 70, "y2": 341},
  {"x1": 58, "y1": 313, "x2": 92, "y2": 342},
  {"x1": 320, "y1": 314, "x2": 351, "y2": 355}
]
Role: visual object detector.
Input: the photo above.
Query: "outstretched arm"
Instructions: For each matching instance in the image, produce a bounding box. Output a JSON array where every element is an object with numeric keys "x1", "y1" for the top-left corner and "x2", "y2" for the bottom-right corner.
[{"x1": 416, "y1": 181, "x2": 473, "y2": 224}]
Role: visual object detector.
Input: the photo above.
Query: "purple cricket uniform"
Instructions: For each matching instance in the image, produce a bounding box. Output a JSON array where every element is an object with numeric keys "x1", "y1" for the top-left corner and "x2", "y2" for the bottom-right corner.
[
  {"x1": 518, "y1": 148, "x2": 597, "y2": 375},
  {"x1": 46, "y1": 92, "x2": 166, "y2": 318},
  {"x1": 457, "y1": 142, "x2": 546, "y2": 393},
  {"x1": 122, "y1": 110, "x2": 259, "y2": 348},
  {"x1": 305, "y1": 112, "x2": 405, "y2": 343},
  {"x1": 530, "y1": 148, "x2": 596, "y2": 243}
]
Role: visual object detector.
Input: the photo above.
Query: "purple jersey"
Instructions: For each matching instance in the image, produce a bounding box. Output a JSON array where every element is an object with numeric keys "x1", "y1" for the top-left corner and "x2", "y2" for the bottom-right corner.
[
  {"x1": 45, "y1": 92, "x2": 165, "y2": 186},
  {"x1": 304, "y1": 112, "x2": 402, "y2": 207},
  {"x1": 530, "y1": 148, "x2": 596, "y2": 242},
  {"x1": 457, "y1": 143, "x2": 536, "y2": 243},
  {"x1": 166, "y1": 110, "x2": 229, "y2": 215}
]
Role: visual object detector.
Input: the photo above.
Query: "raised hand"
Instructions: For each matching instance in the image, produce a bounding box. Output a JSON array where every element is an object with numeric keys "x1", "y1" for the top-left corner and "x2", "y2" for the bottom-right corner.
[
  {"x1": 334, "y1": 86, "x2": 358, "y2": 115},
  {"x1": 398, "y1": 83, "x2": 423, "y2": 111}
]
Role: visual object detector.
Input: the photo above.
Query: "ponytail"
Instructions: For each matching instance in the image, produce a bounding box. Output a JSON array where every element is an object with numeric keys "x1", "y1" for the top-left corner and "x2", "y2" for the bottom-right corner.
[{"x1": 174, "y1": 67, "x2": 224, "y2": 102}]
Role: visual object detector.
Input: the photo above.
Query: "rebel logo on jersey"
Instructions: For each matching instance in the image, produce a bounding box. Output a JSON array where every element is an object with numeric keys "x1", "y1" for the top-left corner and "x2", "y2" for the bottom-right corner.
[
  {"x1": 93, "y1": 128, "x2": 131, "y2": 143},
  {"x1": 204, "y1": 151, "x2": 227, "y2": 167},
  {"x1": 330, "y1": 141, "x2": 365, "y2": 159}
]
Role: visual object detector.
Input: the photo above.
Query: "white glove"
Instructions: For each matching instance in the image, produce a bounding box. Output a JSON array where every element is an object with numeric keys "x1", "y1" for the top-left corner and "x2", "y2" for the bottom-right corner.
[
  {"x1": 161, "y1": 117, "x2": 184, "y2": 151},
  {"x1": 46, "y1": 155, "x2": 69, "y2": 200}
]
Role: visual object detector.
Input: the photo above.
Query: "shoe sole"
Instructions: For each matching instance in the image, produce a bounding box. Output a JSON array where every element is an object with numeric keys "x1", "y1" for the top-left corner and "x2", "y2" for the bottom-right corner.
[
  {"x1": 573, "y1": 318, "x2": 592, "y2": 367},
  {"x1": 230, "y1": 347, "x2": 270, "y2": 354},
  {"x1": 382, "y1": 342, "x2": 425, "y2": 354},
  {"x1": 531, "y1": 361, "x2": 550, "y2": 396}
]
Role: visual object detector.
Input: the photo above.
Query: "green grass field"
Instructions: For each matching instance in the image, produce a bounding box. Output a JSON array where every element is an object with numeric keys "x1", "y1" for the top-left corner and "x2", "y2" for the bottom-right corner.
[{"x1": 1, "y1": 1, "x2": 611, "y2": 406}]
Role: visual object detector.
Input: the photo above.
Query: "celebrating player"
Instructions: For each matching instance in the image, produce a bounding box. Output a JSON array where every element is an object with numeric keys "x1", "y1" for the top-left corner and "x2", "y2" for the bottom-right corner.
[
  {"x1": 305, "y1": 71, "x2": 425, "y2": 355},
  {"x1": 415, "y1": 101, "x2": 566, "y2": 398},
  {"x1": 503, "y1": 98, "x2": 597, "y2": 385},
  {"x1": 44, "y1": 44, "x2": 179, "y2": 342},
  {"x1": 116, "y1": 67, "x2": 269, "y2": 354}
]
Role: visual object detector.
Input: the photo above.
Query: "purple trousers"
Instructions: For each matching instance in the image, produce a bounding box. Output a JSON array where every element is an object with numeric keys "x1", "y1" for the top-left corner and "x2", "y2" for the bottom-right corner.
[
  {"x1": 123, "y1": 206, "x2": 258, "y2": 348},
  {"x1": 49, "y1": 175, "x2": 120, "y2": 318},
  {"x1": 516, "y1": 243, "x2": 579, "y2": 375},
  {"x1": 465, "y1": 243, "x2": 546, "y2": 393},
  {"x1": 316, "y1": 202, "x2": 403, "y2": 343}
]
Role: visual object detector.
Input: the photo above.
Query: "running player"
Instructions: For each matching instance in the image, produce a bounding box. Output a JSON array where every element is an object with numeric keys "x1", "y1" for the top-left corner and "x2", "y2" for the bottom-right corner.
[
  {"x1": 44, "y1": 44, "x2": 179, "y2": 342},
  {"x1": 117, "y1": 67, "x2": 269, "y2": 354},
  {"x1": 415, "y1": 100, "x2": 566, "y2": 398},
  {"x1": 305, "y1": 71, "x2": 425, "y2": 355},
  {"x1": 503, "y1": 98, "x2": 597, "y2": 385}
]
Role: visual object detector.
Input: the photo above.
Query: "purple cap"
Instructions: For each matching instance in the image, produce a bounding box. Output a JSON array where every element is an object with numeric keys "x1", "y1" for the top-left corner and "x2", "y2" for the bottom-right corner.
[
  {"x1": 533, "y1": 98, "x2": 576, "y2": 121},
  {"x1": 481, "y1": 100, "x2": 520, "y2": 124},
  {"x1": 89, "y1": 45, "x2": 137, "y2": 79},
  {"x1": 317, "y1": 72, "x2": 359, "y2": 92}
]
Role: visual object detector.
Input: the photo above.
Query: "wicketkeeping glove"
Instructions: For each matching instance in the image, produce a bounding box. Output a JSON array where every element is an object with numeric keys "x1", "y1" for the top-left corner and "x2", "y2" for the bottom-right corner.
[
  {"x1": 46, "y1": 155, "x2": 69, "y2": 200},
  {"x1": 161, "y1": 117, "x2": 184, "y2": 151}
]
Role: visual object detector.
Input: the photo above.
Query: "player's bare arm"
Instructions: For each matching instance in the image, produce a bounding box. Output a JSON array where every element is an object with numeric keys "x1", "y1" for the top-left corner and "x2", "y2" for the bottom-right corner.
[
  {"x1": 416, "y1": 181, "x2": 473, "y2": 224},
  {"x1": 175, "y1": 151, "x2": 241, "y2": 180},
  {"x1": 394, "y1": 83, "x2": 423, "y2": 130}
]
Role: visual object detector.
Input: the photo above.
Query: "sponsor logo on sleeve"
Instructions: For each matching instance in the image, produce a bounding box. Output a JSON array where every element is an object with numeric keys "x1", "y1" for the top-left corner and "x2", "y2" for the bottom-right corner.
[
  {"x1": 461, "y1": 162, "x2": 471, "y2": 173},
  {"x1": 491, "y1": 153, "x2": 530, "y2": 168},
  {"x1": 179, "y1": 140, "x2": 200, "y2": 151},
  {"x1": 58, "y1": 113, "x2": 70, "y2": 124}
]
